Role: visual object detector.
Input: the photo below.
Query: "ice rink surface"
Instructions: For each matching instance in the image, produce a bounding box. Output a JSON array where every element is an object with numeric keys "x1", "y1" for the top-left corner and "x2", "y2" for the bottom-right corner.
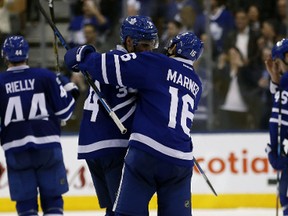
[{"x1": 0, "y1": 208, "x2": 278, "y2": 216}]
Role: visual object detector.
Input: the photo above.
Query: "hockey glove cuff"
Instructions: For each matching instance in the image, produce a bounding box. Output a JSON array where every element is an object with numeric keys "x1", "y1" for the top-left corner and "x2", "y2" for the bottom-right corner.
[
  {"x1": 266, "y1": 143, "x2": 288, "y2": 170},
  {"x1": 57, "y1": 74, "x2": 80, "y2": 100},
  {"x1": 64, "y1": 45, "x2": 96, "y2": 72}
]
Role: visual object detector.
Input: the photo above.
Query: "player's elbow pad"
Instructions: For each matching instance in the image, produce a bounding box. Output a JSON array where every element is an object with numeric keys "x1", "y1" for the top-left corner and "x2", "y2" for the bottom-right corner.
[{"x1": 63, "y1": 82, "x2": 80, "y2": 100}]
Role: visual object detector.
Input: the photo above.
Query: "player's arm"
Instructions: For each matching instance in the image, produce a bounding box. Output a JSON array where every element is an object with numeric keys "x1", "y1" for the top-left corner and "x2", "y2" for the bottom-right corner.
[
  {"x1": 64, "y1": 45, "x2": 151, "y2": 88},
  {"x1": 56, "y1": 73, "x2": 80, "y2": 100},
  {"x1": 47, "y1": 72, "x2": 76, "y2": 122},
  {"x1": 267, "y1": 73, "x2": 288, "y2": 170}
]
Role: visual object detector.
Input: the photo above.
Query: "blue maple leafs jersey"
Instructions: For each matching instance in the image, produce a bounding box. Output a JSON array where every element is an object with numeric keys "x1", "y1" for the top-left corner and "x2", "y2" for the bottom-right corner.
[
  {"x1": 78, "y1": 46, "x2": 136, "y2": 159},
  {"x1": 0, "y1": 66, "x2": 75, "y2": 154},
  {"x1": 79, "y1": 52, "x2": 202, "y2": 167},
  {"x1": 269, "y1": 73, "x2": 288, "y2": 151}
]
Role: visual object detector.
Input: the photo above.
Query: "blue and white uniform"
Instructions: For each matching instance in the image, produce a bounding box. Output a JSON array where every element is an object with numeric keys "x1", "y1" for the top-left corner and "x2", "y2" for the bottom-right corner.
[
  {"x1": 269, "y1": 74, "x2": 288, "y2": 215},
  {"x1": 78, "y1": 51, "x2": 202, "y2": 216},
  {"x1": 78, "y1": 46, "x2": 137, "y2": 214},
  {"x1": 0, "y1": 66, "x2": 75, "y2": 153},
  {"x1": 80, "y1": 51, "x2": 202, "y2": 166},
  {"x1": 78, "y1": 46, "x2": 136, "y2": 160},
  {"x1": 0, "y1": 65, "x2": 75, "y2": 215}
]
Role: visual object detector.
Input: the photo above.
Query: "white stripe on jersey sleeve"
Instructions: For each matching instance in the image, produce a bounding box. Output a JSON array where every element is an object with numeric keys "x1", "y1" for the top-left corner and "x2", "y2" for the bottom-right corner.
[
  {"x1": 78, "y1": 139, "x2": 129, "y2": 153},
  {"x1": 61, "y1": 112, "x2": 73, "y2": 122},
  {"x1": 272, "y1": 108, "x2": 288, "y2": 115},
  {"x1": 55, "y1": 99, "x2": 75, "y2": 116},
  {"x1": 112, "y1": 96, "x2": 137, "y2": 111},
  {"x1": 270, "y1": 118, "x2": 288, "y2": 126},
  {"x1": 120, "y1": 104, "x2": 136, "y2": 123},
  {"x1": 2, "y1": 135, "x2": 60, "y2": 151},
  {"x1": 130, "y1": 133, "x2": 194, "y2": 160},
  {"x1": 114, "y1": 55, "x2": 124, "y2": 86},
  {"x1": 101, "y1": 53, "x2": 109, "y2": 84}
]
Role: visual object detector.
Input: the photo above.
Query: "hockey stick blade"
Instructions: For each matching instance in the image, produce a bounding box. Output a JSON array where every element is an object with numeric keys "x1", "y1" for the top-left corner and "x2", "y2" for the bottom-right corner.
[
  {"x1": 194, "y1": 157, "x2": 218, "y2": 196},
  {"x1": 36, "y1": 0, "x2": 127, "y2": 134}
]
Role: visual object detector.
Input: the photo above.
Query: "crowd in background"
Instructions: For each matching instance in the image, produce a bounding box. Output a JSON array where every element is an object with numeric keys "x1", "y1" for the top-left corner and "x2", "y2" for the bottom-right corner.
[{"x1": 0, "y1": 0, "x2": 287, "y2": 132}]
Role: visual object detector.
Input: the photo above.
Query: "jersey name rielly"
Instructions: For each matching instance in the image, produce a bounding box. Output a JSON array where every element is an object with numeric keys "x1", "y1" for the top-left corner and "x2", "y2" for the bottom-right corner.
[{"x1": 5, "y1": 79, "x2": 35, "y2": 94}]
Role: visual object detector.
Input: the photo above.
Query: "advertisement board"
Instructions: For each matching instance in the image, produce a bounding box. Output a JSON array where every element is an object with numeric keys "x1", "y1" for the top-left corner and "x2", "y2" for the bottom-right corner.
[{"x1": 0, "y1": 133, "x2": 278, "y2": 210}]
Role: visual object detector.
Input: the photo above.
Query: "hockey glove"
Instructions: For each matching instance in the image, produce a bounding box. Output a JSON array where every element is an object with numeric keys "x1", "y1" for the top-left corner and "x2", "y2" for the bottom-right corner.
[
  {"x1": 266, "y1": 143, "x2": 288, "y2": 170},
  {"x1": 57, "y1": 74, "x2": 80, "y2": 100},
  {"x1": 64, "y1": 45, "x2": 96, "y2": 72}
]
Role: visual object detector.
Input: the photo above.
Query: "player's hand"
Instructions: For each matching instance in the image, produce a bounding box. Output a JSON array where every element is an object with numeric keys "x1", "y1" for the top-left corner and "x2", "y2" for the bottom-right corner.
[
  {"x1": 64, "y1": 45, "x2": 96, "y2": 72},
  {"x1": 57, "y1": 74, "x2": 80, "y2": 100},
  {"x1": 265, "y1": 55, "x2": 281, "y2": 84},
  {"x1": 266, "y1": 143, "x2": 288, "y2": 170}
]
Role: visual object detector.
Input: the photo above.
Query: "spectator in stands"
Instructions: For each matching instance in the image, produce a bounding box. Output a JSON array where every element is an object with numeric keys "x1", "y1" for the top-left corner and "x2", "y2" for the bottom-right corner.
[
  {"x1": 179, "y1": 5, "x2": 196, "y2": 32},
  {"x1": 201, "y1": 0, "x2": 235, "y2": 60},
  {"x1": 165, "y1": 0, "x2": 201, "y2": 22},
  {"x1": 257, "y1": 19, "x2": 280, "y2": 50},
  {"x1": 67, "y1": 0, "x2": 109, "y2": 48},
  {"x1": 159, "y1": 20, "x2": 182, "y2": 53},
  {"x1": 223, "y1": 8, "x2": 259, "y2": 66},
  {"x1": 0, "y1": 0, "x2": 12, "y2": 39},
  {"x1": 275, "y1": 0, "x2": 287, "y2": 37},
  {"x1": 247, "y1": 4, "x2": 261, "y2": 34},
  {"x1": 126, "y1": 0, "x2": 141, "y2": 16},
  {"x1": 254, "y1": 46, "x2": 272, "y2": 129},
  {"x1": 26, "y1": 0, "x2": 39, "y2": 24},
  {"x1": 214, "y1": 47, "x2": 255, "y2": 130},
  {"x1": 0, "y1": 0, "x2": 12, "y2": 70},
  {"x1": 83, "y1": 23, "x2": 102, "y2": 51}
]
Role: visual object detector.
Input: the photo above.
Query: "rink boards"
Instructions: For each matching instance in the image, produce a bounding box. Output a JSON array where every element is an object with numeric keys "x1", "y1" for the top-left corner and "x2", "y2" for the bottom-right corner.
[{"x1": 0, "y1": 133, "x2": 278, "y2": 211}]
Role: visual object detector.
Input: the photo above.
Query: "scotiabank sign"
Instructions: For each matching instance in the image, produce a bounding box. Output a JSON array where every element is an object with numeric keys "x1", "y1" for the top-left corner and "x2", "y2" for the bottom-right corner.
[
  {"x1": 192, "y1": 132, "x2": 276, "y2": 194},
  {"x1": 0, "y1": 133, "x2": 277, "y2": 197}
]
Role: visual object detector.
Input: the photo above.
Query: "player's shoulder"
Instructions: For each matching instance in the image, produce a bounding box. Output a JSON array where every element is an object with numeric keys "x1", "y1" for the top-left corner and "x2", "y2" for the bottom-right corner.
[
  {"x1": 30, "y1": 67, "x2": 56, "y2": 77},
  {"x1": 26, "y1": 67, "x2": 58, "y2": 83},
  {"x1": 137, "y1": 51, "x2": 168, "y2": 62},
  {"x1": 109, "y1": 50, "x2": 126, "y2": 55}
]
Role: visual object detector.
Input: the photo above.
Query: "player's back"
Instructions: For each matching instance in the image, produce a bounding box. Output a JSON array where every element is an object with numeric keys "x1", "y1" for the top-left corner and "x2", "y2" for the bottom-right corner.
[
  {"x1": 126, "y1": 53, "x2": 202, "y2": 167},
  {"x1": 78, "y1": 47, "x2": 137, "y2": 159},
  {"x1": 0, "y1": 66, "x2": 75, "y2": 153},
  {"x1": 80, "y1": 51, "x2": 202, "y2": 166}
]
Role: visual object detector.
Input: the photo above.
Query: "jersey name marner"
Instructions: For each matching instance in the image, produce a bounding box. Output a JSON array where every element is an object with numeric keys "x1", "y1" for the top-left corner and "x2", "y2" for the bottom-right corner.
[
  {"x1": 166, "y1": 69, "x2": 200, "y2": 97},
  {"x1": 5, "y1": 78, "x2": 35, "y2": 94}
]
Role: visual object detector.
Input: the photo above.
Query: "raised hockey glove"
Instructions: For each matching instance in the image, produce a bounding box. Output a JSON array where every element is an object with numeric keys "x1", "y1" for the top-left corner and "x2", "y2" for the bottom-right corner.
[
  {"x1": 57, "y1": 74, "x2": 80, "y2": 100},
  {"x1": 266, "y1": 143, "x2": 288, "y2": 170},
  {"x1": 64, "y1": 45, "x2": 96, "y2": 72}
]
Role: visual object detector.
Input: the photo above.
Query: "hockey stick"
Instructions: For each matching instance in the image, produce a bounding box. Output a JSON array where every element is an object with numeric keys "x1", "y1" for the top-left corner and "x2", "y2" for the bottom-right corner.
[
  {"x1": 276, "y1": 88, "x2": 282, "y2": 216},
  {"x1": 48, "y1": 0, "x2": 60, "y2": 73},
  {"x1": 36, "y1": 0, "x2": 127, "y2": 134},
  {"x1": 193, "y1": 157, "x2": 218, "y2": 196}
]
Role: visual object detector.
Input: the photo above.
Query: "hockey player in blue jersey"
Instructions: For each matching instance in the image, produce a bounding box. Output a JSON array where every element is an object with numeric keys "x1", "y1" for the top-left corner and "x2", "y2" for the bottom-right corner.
[
  {"x1": 265, "y1": 38, "x2": 288, "y2": 216},
  {"x1": 0, "y1": 36, "x2": 77, "y2": 216},
  {"x1": 65, "y1": 31, "x2": 204, "y2": 216},
  {"x1": 77, "y1": 16, "x2": 158, "y2": 216}
]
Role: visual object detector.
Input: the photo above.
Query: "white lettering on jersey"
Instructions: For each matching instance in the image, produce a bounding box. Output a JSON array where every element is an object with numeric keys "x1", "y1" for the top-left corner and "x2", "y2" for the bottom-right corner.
[
  {"x1": 4, "y1": 93, "x2": 48, "y2": 126},
  {"x1": 166, "y1": 69, "x2": 199, "y2": 97},
  {"x1": 168, "y1": 86, "x2": 195, "y2": 136},
  {"x1": 5, "y1": 79, "x2": 35, "y2": 94},
  {"x1": 4, "y1": 96, "x2": 24, "y2": 126},
  {"x1": 275, "y1": 90, "x2": 288, "y2": 105},
  {"x1": 28, "y1": 93, "x2": 48, "y2": 119}
]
